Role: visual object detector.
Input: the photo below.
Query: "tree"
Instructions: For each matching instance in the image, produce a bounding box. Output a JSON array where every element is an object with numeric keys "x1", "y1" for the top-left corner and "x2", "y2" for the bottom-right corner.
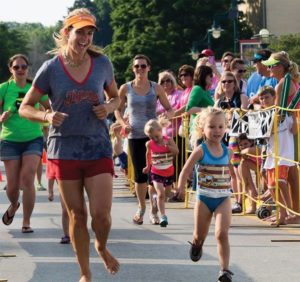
[
  {"x1": 0, "y1": 23, "x2": 29, "y2": 82},
  {"x1": 269, "y1": 33, "x2": 300, "y2": 66},
  {"x1": 107, "y1": 0, "x2": 253, "y2": 84}
]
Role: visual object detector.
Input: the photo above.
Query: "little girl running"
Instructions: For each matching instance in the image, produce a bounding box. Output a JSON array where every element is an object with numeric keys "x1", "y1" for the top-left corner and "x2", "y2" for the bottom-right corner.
[
  {"x1": 143, "y1": 118, "x2": 179, "y2": 227},
  {"x1": 178, "y1": 107, "x2": 234, "y2": 282}
]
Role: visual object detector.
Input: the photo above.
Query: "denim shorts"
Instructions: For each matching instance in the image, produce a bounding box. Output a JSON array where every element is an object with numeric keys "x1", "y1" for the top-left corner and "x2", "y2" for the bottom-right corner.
[{"x1": 0, "y1": 137, "x2": 44, "y2": 160}]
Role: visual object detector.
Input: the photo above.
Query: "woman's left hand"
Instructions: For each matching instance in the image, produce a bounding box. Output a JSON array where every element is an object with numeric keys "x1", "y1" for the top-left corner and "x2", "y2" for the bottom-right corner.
[{"x1": 93, "y1": 104, "x2": 110, "y2": 120}]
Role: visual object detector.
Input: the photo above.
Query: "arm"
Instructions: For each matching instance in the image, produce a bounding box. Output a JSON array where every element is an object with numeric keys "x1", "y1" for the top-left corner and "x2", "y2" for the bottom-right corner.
[
  {"x1": 291, "y1": 113, "x2": 298, "y2": 135},
  {"x1": 19, "y1": 87, "x2": 68, "y2": 126},
  {"x1": 93, "y1": 80, "x2": 120, "y2": 120},
  {"x1": 177, "y1": 145, "x2": 203, "y2": 199},
  {"x1": 142, "y1": 141, "x2": 151, "y2": 174},
  {"x1": 166, "y1": 137, "x2": 179, "y2": 155},
  {"x1": 240, "y1": 146, "x2": 261, "y2": 158},
  {"x1": 156, "y1": 84, "x2": 174, "y2": 119},
  {"x1": 114, "y1": 84, "x2": 132, "y2": 131},
  {"x1": 240, "y1": 94, "x2": 249, "y2": 110}
]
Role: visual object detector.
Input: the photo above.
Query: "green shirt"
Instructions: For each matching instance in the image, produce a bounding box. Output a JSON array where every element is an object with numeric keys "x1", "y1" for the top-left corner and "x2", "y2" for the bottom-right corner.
[
  {"x1": 185, "y1": 85, "x2": 214, "y2": 131},
  {"x1": 0, "y1": 80, "x2": 48, "y2": 142}
]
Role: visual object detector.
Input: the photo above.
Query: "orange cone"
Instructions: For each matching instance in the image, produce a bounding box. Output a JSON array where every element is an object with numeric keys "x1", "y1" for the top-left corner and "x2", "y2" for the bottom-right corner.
[{"x1": 42, "y1": 149, "x2": 47, "y2": 164}]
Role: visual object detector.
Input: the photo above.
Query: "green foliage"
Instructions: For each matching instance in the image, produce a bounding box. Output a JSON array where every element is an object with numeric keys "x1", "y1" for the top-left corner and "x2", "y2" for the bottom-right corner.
[
  {"x1": 269, "y1": 33, "x2": 300, "y2": 65},
  {"x1": 107, "y1": 0, "x2": 253, "y2": 84},
  {"x1": 0, "y1": 23, "x2": 29, "y2": 82}
]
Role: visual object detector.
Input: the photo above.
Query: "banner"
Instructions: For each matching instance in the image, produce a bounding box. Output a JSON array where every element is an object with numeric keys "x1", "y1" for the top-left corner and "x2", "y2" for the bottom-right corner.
[{"x1": 229, "y1": 109, "x2": 275, "y2": 139}]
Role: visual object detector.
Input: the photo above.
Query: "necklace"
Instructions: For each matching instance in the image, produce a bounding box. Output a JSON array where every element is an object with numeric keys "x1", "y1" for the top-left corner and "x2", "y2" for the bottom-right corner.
[{"x1": 62, "y1": 51, "x2": 86, "y2": 68}]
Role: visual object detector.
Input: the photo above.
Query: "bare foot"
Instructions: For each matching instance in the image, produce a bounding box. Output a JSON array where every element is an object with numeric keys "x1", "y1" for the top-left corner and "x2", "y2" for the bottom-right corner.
[
  {"x1": 94, "y1": 241, "x2": 120, "y2": 275},
  {"x1": 262, "y1": 214, "x2": 276, "y2": 222},
  {"x1": 79, "y1": 274, "x2": 91, "y2": 282},
  {"x1": 246, "y1": 209, "x2": 256, "y2": 215}
]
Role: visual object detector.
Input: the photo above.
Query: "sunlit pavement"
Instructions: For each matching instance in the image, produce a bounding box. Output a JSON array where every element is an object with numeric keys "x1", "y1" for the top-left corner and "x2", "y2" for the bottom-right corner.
[{"x1": 0, "y1": 166, "x2": 300, "y2": 282}]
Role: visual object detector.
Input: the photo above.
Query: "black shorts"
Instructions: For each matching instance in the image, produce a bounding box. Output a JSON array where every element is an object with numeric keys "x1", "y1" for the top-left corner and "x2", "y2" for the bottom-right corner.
[{"x1": 149, "y1": 172, "x2": 174, "y2": 187}]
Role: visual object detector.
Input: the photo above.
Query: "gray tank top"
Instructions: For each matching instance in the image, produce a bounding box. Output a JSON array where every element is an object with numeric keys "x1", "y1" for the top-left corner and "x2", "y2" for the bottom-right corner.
[{"x1": 127, "y1": 81, "x2": 157, "y2": 139}]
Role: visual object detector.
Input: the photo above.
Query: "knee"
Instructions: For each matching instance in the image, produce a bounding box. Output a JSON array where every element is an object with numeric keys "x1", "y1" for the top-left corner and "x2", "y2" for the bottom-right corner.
[
  {"x1": 91, "y1": 211, "x2": 111, "y2": 229},
  {"x1": 157, "y1": 192, "x2": 165, "y2": 202},
  {"x1": 215, "y1": 229, "x2": 229, "y2": 243},
  {"x1": 69, "y1": 210, "x2": 87, "y2": 227}
]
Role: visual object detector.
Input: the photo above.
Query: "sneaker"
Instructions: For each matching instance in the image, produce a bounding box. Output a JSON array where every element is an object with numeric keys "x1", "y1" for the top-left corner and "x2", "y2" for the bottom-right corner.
[
  {"x1": 232, "y1": 202, "x2": 242, "y2": 213},
  {"x1": 36, "y1": 184, "x2": 47, "y2": 191},
  {"x1": 188, "y1": 240, "x2": 203, "y2": 262},
  {"x1": 160, "y1": 215, "x2": 168, "y2": 227},
  {"x1": 218, "y1": 269, "x2": 234, "y2": 282}
]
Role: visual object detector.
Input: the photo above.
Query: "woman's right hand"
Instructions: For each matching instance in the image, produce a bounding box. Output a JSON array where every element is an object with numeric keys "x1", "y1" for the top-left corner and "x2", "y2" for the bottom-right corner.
[
  {"x1": 0, "y1": 111, "x2": 11, "y2": 122},
  {"x1": 45, "y1": 111, "x2": 69, "y2": 127}
]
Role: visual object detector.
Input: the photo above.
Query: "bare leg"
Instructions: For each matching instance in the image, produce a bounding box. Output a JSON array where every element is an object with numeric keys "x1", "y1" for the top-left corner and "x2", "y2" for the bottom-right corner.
[
  {"x1": 36, "y1": 158, "x2": 43, "y2": 185},
  {"x1": 3, "y1": 160, "x2": 21, "y2": 222},
  {"x1": 20, "y1": 155, "x2": 40, "y2": 228},
  {"x1": 48, "y1": 178, "x2": 55, "y2": 201},
  {"x1": 59, "y1": 194, "x2": 70, "y2": 237},
  {"x1": 85, "y1": 173, "x2": 120, "y2": 275},
  {"x1": 193, "y1": 200, "x2": 213, "y2": 245},
  {"x1": 214, "y1": 198, "x2": 231, "y2": 271},
  {"x1": 133, "y1": 182, "x2": 148, "y2": 222},
  {"x1": 58, "y1": 179, "x2": 90, "y2": 281},
  {"x1": 153, "y1": 181, "x2": 166, "y2": 216}
]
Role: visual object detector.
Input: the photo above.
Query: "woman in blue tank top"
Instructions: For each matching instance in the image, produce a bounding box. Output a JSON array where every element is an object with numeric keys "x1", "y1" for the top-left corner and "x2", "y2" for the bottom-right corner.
[{"x1": 115, "y1": 54, "x2": 174, "y2": 225}]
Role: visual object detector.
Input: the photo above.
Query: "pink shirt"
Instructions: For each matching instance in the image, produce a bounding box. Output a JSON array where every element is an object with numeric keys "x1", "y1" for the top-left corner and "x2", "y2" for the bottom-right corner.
[
  {"x1": 149, "y1": 136, "x2": 174, "y2": 177},
  {"x1": 156, "y1": 89, "x2": 182, "y2": 137}
]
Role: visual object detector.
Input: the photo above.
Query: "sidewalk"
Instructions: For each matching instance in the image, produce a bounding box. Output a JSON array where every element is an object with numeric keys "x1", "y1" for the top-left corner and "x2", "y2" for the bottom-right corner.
[{"x1": 0, "y1": 169, "x2": 300, "y2": 282}]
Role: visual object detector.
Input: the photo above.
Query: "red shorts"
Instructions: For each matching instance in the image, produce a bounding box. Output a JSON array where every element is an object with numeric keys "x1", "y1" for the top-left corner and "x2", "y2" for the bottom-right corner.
[
  {"x1": 266, "y1": 166, "x2": 289, "y2": 188},
  {"x1": 46, "y1": 158, "x2": 114, "y2": 180}
]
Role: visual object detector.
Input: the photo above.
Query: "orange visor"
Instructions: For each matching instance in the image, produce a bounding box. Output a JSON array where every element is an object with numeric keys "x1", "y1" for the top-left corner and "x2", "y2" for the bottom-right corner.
[{"x1": 64, "y1": 14, "x2": 98, "y2": 30}]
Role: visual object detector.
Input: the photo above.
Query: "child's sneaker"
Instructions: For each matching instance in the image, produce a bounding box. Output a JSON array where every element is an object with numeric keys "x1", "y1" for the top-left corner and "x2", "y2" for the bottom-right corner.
[
  {"x1": 232, "y1": 202, "x2": 242, "y2": 213},
  {"x1": 36, "y1": 184, "x2": 47, "y2": 191},
  {"x1": 218, "y1": 269, "x2": 234, "y2": 282},
  {"x1": 188, "y1": 240, "x2": 203, "y2": 262},
  {"x1": 159, "y1": 215, "x2": 168, "y2": 227}
]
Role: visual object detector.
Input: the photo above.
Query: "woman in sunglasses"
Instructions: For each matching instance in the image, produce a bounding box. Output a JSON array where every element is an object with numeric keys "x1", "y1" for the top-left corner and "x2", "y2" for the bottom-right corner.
[
  {"x1": 0, "y1": 54, "x2": 48, "y2": 233},
  {"x1": 230, "y1": 58, "x2": 247, "y2": 96},
  {"x1": 115, "y1": 54, "x2": 174, "y2": 225},
  {"x1": 215, "y1": 71, "x2": 249, "y2": 214}
]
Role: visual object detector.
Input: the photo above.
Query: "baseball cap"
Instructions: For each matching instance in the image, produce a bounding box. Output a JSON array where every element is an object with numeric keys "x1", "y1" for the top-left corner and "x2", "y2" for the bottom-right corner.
[
  {"x1": 252, "y1": 49, "x2": 272, "y2": 63},
  {"x1": 198, "y1": 49, "x2": 214, "y2": 58}
]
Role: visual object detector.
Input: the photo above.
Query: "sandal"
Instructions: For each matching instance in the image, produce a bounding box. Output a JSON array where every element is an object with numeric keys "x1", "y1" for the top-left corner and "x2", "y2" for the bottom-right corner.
[
  {"x1": 149, "y1": 213, "x2": 160, "y2": 225},
  {"x1": 22, "y1": 226, "x2": 34, "y2": 233},
  {"x1": 188, "y1": 240, "x2": 203, "y2": 262},
  {"x1": 160, "y1": 215, "x2": 168, "y2": 227},
  {"x1": 2, "y1": 202, "x2": 20, "y2": 226},
  {"x1": 132, "y1": 208, "x2": 145, "y2": 225},
  {"x1": 60, "y1": 235, "x2": 71, "y2": 244}
]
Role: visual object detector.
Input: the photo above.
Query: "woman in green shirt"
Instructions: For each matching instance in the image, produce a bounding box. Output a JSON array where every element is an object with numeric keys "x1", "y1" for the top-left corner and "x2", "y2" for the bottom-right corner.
[
  {"x1": 185, "y1": 65, "x2": 215, "y2": 135},
  {"x1": 0, "y1": 54, "x2": 48, "y2": 233}
]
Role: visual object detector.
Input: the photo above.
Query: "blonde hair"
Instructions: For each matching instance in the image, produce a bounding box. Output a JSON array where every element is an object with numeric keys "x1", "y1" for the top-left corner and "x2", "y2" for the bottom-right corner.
[
  {"x1": 48, "y1": 8, "x2": 102, "y2": 56},
  {"x1": 271, "y1": 51, "x2": 300, "y2": 82},
  {"x1": 158, "y1": 70, "x2": 177, "y2": 88},
  {"x1": 144, "y1": 117, "x2": 170, "y2": 136},
  {"x1": 190, "y1": 107, "x2": 227, "y2": 147}
]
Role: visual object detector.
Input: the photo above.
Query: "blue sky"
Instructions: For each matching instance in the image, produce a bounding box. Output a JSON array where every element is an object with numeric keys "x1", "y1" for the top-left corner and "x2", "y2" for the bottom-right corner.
[{"x1": 0, "y1": 0, "x2": 75, "y2": 26}]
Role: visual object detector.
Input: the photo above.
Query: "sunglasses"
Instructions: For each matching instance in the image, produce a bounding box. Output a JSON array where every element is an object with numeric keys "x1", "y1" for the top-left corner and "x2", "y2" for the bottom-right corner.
[
  {"x1": 221, "y1": 80, "x2": 234, "y2": 84},
  {"x1": 237, "y1": 69, "x2": 247, "y2": 73},
  {"x1": 179, "y1": 73, "x2": 190, "y2": 78},
  {"x1": 12, "y1": 64, "x2": 28, "y2": 71},
  {"x1": 161, "y1": 78, "x2": 172, "y2": 84},
  {"x1": 268, "y1": 63, "x2": 280, "y2": 69},
  {"x1": 134, "y1": 64, "x2": 147, "y2": 69},
  {"x1": 223, "y1": 59, "x2": 231, "y2": 63}
]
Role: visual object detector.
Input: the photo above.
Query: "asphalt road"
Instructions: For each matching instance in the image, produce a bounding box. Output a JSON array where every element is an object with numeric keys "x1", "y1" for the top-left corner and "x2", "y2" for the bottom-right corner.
[{"x1": 0, "y1": 169, "x2": 300, "y2": 282}]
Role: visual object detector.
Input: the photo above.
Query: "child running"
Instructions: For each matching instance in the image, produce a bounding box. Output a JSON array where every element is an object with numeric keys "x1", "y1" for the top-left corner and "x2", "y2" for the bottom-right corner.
[
  {"x1": 178, "y1": 107, "x2": 234, "y2": 282},
  {"x1": 143, "y1": 118, "x2": 179, "y2": 227}
]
